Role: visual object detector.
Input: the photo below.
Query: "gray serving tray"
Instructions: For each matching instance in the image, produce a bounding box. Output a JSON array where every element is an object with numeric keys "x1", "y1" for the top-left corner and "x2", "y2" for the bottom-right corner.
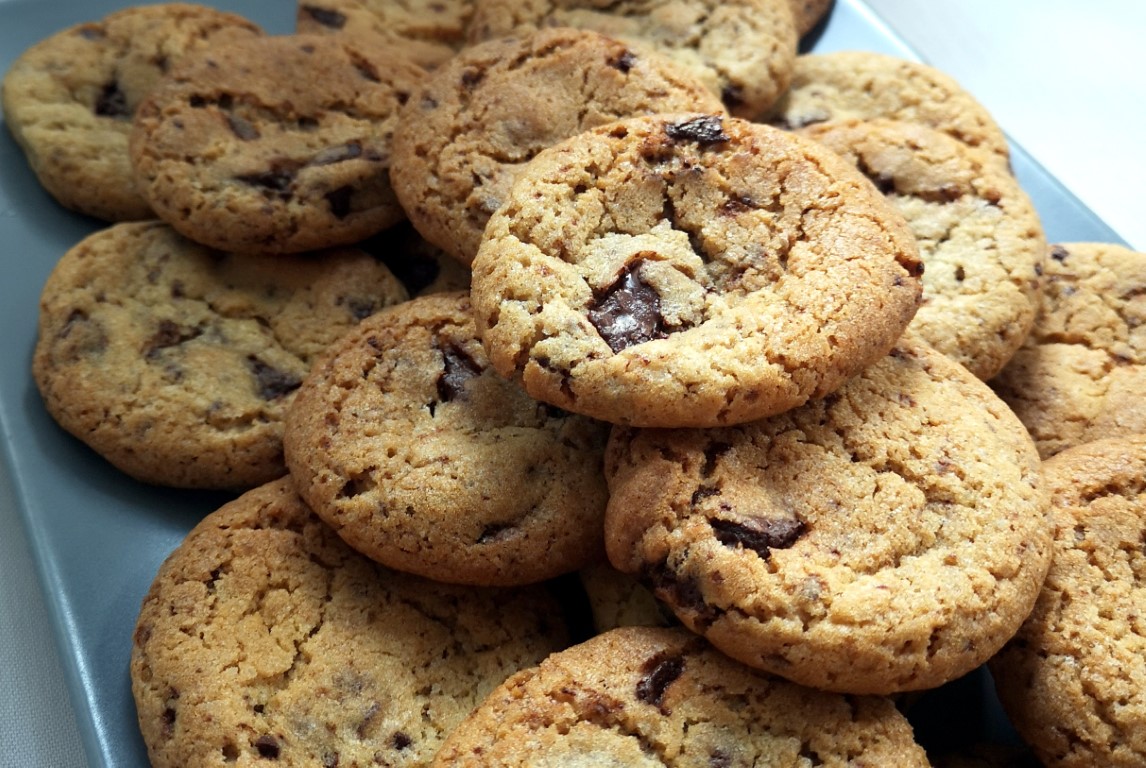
[{"x1": 0, "y1": 1, "x2": 1125, "y2": 766}]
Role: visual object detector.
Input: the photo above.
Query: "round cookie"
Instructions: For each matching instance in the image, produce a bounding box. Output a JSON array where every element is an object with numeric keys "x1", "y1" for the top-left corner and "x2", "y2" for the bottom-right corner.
[
  {"x1": 470, "y1": 112, "x2": 923, "y2": 428},
  {"x1": 800, "y1": 117, "x2": 1046, "y2": 379},
  {"x1": 130, "y1": 33, "x2": 425, "y2": 255},
  {"x1": 989, "y1": 435, "x2": 1146, "y2": 768},
  {"x1": 466, "y1": 0, "x2": 798, "y2": 119},
  {"x1": 991, "y1": 242, "x2": 1146, "y2": 458},
  {"x1": 283, "y1": 292, "x2": 611, "y2": 586},
  {"x1": 431, "y1": 625, "x2": 932, "y2": 767},
  {"x1": 604, "y1": 332, "x2": 1052, "y2": 694},
  {"x1": 131, "y1": 476, "x2": 570, "y2": 768},
  {"x1": 33, "y1": 220, "x2": 408, "y2": 489},
  {"x1": 296, "y1": 0, "x2": 472, "y2": 70},
  {"x1": 1, "y1": 3, "x2": 262, "y2": 221},
  {"x1": 767, "y1": 51, "x2": 1011, "y2": 167},
  {"x1": 390, "y1": 26, "x2": 726, "y2": 266}
]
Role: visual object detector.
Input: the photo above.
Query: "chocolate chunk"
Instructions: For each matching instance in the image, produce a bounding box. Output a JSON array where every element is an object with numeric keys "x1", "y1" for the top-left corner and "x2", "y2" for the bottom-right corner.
[
  {"x1": 226, "y1": 114, "x2": 259, "y2": 141},
  {"x1": 1050, "y1": 245, "x2": 1070, "y2": 262},
  {"x1": 94, "y1": 82, "x2": 129, "y2": 118},
  {"x1": 664, "y1": 115, "x2": 729, "y2": 146},
  {"x1": 325, "y1": 186, "x2": 354, "y2": 219},
  {"x1": 607, "y1": 49, "x2": 637, "y2": 72},
  {"x1": 710, "y1": 516, "x2": 805, "y2": 560},
  {"x1": 588, "y1": 263, "x2": 667, "y2": 353},
  {"x1": 313, "y1": 142, "x2": 363, "y2": 166},
  {"x1": 720, "y1": 85, "x2": 745, "y2": 111},
  {"x1": 460, "y1": 68, "x2": 484, "y2": 89},
  {"x1": 391, "y1": 732, "x2": 412, "y2": 750},
  {"x1": 255, "y1": 734, "x2": 281, "y2": 759},
  {"x1": 345, "y1": 297, "x2": 377, "y2": 321},
  {"x1": 855, "y1": 157, "x2": 896, "y2": 195},
  {"x1": 643, "y1": 562, "x2": 719, "y2": 629},
  {"x1": 236, "y1": 169, "x2": 294, "y2": 194},
  {"x1": 635, "y1": 654, "x2": 684, "y2": 710},
  {"x1": 246, "y1": 356, "x2": 302, "y2": 400},
  {"x1": 301, "y1": 4, "x2": 347, "y2": 28},
  {"x1": 437, "y1": 343, "x2": 483, "y2": 401},
  {"x1": 144, "y1": 319, "x2": 202, "y2": 358}
]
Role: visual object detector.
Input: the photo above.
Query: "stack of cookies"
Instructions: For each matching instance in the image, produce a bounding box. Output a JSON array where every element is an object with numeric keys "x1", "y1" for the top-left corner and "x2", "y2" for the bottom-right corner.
[{"x1": 6, "y1": 1, "x2": 1144, "y2": 766}]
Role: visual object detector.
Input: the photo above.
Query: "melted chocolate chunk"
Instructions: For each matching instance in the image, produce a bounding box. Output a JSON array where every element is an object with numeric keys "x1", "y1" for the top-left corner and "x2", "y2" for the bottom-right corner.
[
  {"x1": 436, "y1": 343, "x2": 483, "y2": 401},
  {"x1": 236, "y1": 169, "x2": 294, "y2": 194},
  {"x1": 1050, "y1": 244, "x2": 1070, "y2": 262},
  {"x1": 391, "y1": 732, "x2": 412, "y2": 750},
  {"x1": 246, "y1": 356, "x2": 302, "y2": 400},
  {"x1": 301, "y1": 4, "x2": 347, "y2": 28},
  {"x1": 345, "y1": 297, "x2": 377, "y2": 321},
  {"x1": 144, "y1": 319, "x2": 202, "y2": 358},
  {"x1": 636, "y1": 654, "x2": 684, "y2": 711},
  {"x1": 255, "y1": 734, "x2": 281, "y2": 759},
  {"x1": 587, "y1": 263, "x2": 667, "y2": 353},
  {"x1": 94, "y1": 82, "x2": 129, "y2": 118},
  {"x1": 460, "y1": 68, "x2": 484, "y2": 89},
  {"x1": 643, "y1": 562, "x2": 720, "y2": 629},
  {"x1": 607, "y1": 49, "x2": 637, "y2": 72},
  {"x1": 710, "y1": 516, "x2": 805, "y2": 560},
  {"x1": 325, "y1": 186, "x2": 354, "y2": 219},
  {"x1": 664, "y1": 115, "x2": 729, "y2": 147},
  {"x1": 313, "y1": 142, "x2": 363, "y2": 165}
]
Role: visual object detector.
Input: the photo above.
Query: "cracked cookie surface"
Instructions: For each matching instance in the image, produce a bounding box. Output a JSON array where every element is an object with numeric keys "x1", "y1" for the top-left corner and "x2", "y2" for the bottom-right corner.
[
  {"x1": 470, "y1": 112, "x2": 923, "y2": 428},
  {"x1": 129, "y1": 33, "x2": 424, "y2": 254},
  {"x1": 604, "y1": 333, "x2": 1052, "y2": 694},
  {"x1": 1, "y1": 3, "x2": 262, "y2": 221},
  {"x1": 33, "y1": 221, "x2": 408, "y2": 489},
  {"x1": 466, "y1": 0, "x2": 798, "y2": 119},
  {"x1": 989, "y1": 435, "x2": 1146, "y2": 768},
  {"x1": 431, "y1": 625, "x2": 931, "y2": 767},
  {"x1": 767, "y1": 51, "x2": 1011, "y2": 167},
  {"x1": 131, "y1": 477, "x2": 569, "y2": 768},
  {"x1": 390, "y1": 26, "x2": 725, "y2": 266},
  {"x1": 991, "y1": 242, "x2": 1146, "y2": 459},
  {"x1": 284, "y1": 292, "x2": 610, "y2": 586},
  {"x1": 800, "y1": 118, "x2": 1046, "y2": 379}
]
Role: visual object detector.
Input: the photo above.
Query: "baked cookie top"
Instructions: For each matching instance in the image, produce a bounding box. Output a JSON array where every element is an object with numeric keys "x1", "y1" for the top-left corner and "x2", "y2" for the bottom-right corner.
[
  {"x1": 390, "y1": 26, "x2": 726, "y2": 266},
  {"x1": 1, "y1": 3, "x2": 262, "y2": 221},
  {"x1": 800, "y1": 117, "x2": 1046, "y2": 379},
  {"x1": 283, "y1": 292, "x2": 611, "y2": 586},
  {"x1": 131, "y1": 476, "x2": 569, "y2": 768},
  {"x1": 33, "y1": 221, "x2": 408, "y2": 489},
  {"x1": 470, "y1": 113, "x2": 923, "y2": 428},
  {"x1": 991, "y1": 242, "x2": 1146, "y2": 458},
  {"x1": 767, "y1": 51, "x2": 1011, "y2": 167},
  {"x1": 466, "y1": 0, "x2": 798, "y2": 119},
  {"x1": 989, "y1": 434, "x2": 1146, "y2": 768},
  {"x1": 130, "y1": 33, "x2": 425, "y2": 255},
  {"x1": 296, "y1": 0, "x2": 473, "y2": 70},
  {"x1": 604, "y1": 333, "x2": 1052, "y2": 694},
  {"x1": 431, "y1": 625, "x2": 932, "y2": 767}
]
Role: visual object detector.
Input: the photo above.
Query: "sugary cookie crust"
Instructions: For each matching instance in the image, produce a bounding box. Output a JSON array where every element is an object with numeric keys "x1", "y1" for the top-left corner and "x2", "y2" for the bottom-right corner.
[
  {"x1": 470, "y1": 112, "x2": 923, "y2": 428},
  {"x1": 604, "y1": 333, "x2": 1052, "y2": 694}
]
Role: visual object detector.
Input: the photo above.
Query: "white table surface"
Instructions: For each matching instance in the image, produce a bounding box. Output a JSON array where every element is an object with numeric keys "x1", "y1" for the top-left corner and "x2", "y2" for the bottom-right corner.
[{"x1": 1, "y1": 2, "x2": 1142, "y2": 767}]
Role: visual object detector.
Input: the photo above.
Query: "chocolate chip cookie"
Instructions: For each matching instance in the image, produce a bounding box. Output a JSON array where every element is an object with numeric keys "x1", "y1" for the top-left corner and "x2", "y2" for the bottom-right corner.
[
  {"x1": 768, "y1": 51, "x2": 1011, "y2": 167},
  {"x1": 989, "y1": 434, "x2": 1146, "y2": 768},
  {"x1": 605, "y1": 332, "x2": 1052, "y2": 694},
  {"x1": 431, "y1": 625, "x2": 932, "y2": 766},
  {"x1": 991, "y1": 242, "x2": 1146, "y2": 458},
  {"x1": 33, "y1": 221, "x2": 408, "y2": 489},
  {"x1": 390, "y1": 26, "x2": 726, "y2": 265},
  {"x1": 466, "y1": 0, "x2": 798, "y2": 119},
  {"x1": 132, "y1": 476, "x2": 569, "y2": 768},
  {"x1": 800, "y1": 118, "x2": 1046, "y2": 379},
  {"x1": 470, "y1": 112, "x2": 923, "y2": 428},
  {"x1": 283, "y1": 292, "x2": 611, "y2": 586},
  {"x1": 1, "y1": 3, "x2": 262, "y2": 221},
  {"x1": 130, "y1": 33, "x2": 425, "y2": 254}
]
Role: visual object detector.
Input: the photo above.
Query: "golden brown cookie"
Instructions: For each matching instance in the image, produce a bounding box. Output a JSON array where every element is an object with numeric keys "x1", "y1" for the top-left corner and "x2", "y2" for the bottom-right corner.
[
  {"x1": 131, "y1": 477, "x2": 570, "y2": 768},
  {"x1": 130, "y1": 33, "x2": 425, "y2": 254},
  {"x1": 283, "y1": 292, "x2": 611, "y2": 586},
  {"x1": 33, "y1": 221, "x2": 408, "y2": 489},
  {"x1": 767, "y1": 51, "x2": 1011, "y2": 167},
  {"x1": 470, "y1": 112, "x2": 923, "y2": 428},
  {"x1": 800, "y1": 118, "x2": 1046, "y2": 379},
  {"x1": 991, "y1": 242, "x2": 1146, "y2": 458},
  {"x1": 1, "y1": 3, "x2": 262, "y2": 221},
  {"x1": 432, "y1": 626, "x2": 932, "y2": 766},
  {"x1": 390, "y1": 26, "x2": 726, "y2": 266},
  {"x1": 466, "y1": 0, "x2": 798, "y2": 119},
  {"x1": 605, "y1": 333, "x2": 1052, "y2": 694},
  {"x1": 989, "y1": 434, "x2": 1146, "y2": 768}
]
